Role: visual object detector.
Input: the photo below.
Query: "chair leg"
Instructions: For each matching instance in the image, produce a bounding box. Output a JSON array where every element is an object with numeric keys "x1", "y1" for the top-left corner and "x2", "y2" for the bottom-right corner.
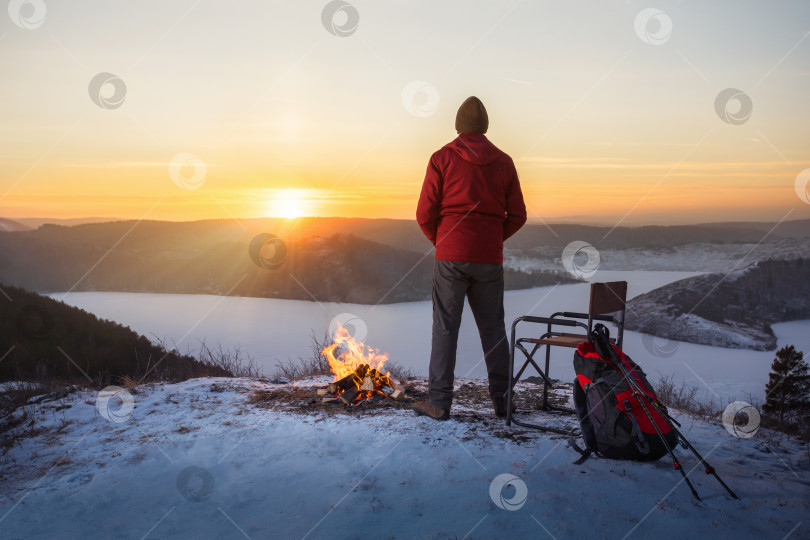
[
  {"x1": 505, "y1": 323, "x2": 580, "y2": 436},
  {"x1": 506, "y1": 319, "x2": 517, "y2": 426},
  {"x1": 542, "y1": 344, "x2": 551, "y2": 410},
  {"x1": 514, "y1": 342, "x2": 553, "y2": 386},
  {"x1": 509, "y1": 416, "x2": 581, "y2": 436}
]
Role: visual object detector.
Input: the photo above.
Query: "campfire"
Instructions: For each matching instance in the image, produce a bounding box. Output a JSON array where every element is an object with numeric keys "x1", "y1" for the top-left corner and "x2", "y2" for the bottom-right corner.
[{"x1": 316, "y1": 323, "x2": 405, "y2": 404}]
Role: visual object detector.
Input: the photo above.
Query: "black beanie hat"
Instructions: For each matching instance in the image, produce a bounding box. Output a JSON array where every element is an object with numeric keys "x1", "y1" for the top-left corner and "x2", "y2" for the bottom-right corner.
[{"x1": 455, "y1": 96, "x2": 488, "y2": 134}]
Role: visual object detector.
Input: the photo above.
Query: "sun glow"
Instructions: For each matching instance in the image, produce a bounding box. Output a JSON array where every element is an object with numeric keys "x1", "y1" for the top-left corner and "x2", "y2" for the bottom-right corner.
[{"x1": 266, "y1": 189, "x2": 310, "y2": 219}]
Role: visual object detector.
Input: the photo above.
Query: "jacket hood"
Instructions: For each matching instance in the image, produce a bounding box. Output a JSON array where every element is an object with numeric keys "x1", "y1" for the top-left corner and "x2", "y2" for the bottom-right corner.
[{"x1": 444, "y1": 133, "x2": 503, "y2": 166}]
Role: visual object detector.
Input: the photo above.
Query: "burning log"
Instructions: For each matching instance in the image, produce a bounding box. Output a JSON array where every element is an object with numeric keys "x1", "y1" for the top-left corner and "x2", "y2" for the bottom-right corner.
[
  {"x1": 338, "y1": 388, "x2": 361, "y2": 405},
  {"x1": 335, "y1": 373, "x2": 361, "y2": 392}
]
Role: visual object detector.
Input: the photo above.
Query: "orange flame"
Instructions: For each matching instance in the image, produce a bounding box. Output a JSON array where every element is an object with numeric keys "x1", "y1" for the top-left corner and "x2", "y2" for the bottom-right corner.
[{"x1": 322, "y1": 323, "x2": 388, "y2": 381}]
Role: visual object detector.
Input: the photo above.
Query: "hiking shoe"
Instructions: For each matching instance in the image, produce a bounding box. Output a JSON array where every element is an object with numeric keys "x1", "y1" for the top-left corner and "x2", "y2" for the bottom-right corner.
[
  {"x1": 412, "y1": 400, "x2": 450, "y2": 421},
  {"x1": 491, "y1": 392, "x2": 516, "y2": 418}
]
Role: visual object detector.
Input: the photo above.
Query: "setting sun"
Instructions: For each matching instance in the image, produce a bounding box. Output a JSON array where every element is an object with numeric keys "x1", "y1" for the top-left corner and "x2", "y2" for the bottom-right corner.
[{"x1": 266, "y1": 189, "x2": 310, "y2": 219}]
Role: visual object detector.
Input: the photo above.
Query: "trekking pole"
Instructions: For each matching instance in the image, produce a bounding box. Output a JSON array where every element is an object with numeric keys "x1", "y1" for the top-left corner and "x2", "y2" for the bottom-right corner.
[
  {"x1": 604, "y1": 341, "x2": 737, "y2": 500},
  {"x1": 616, "y1": 362, "x2": 702, "y2": 501},
  {"x1": 592, "y1": 325, "x2": 702, "y2": 502},
  {"x1": 654, "y1": 408, "x2": 739, "y2": 500},
  {"x1": 654, "y1": 403, "x2": 681, "y2": 428},
  {"x1": 594, "y1": 325, "x2": 737, "y2": 500}
]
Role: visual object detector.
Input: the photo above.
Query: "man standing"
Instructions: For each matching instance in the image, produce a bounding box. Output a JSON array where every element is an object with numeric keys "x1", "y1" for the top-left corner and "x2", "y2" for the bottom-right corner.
[{"x1": 413, "y1": 96, "x2": 527, "y2": 421}]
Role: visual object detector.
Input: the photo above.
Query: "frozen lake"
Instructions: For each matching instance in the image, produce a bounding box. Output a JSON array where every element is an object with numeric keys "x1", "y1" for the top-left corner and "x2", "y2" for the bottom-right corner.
[{"x1": 52, "y1": 270, "x2": 810, "y2": 403}]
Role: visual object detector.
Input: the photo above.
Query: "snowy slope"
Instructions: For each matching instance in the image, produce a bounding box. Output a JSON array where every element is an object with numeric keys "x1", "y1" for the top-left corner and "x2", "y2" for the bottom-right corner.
[{"x1": 1, "y1": 377, "x2": 808, "y2": 540}]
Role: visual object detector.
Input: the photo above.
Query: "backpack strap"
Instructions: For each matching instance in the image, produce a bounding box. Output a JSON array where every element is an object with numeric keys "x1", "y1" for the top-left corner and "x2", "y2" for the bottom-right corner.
[{"x1": 623, "y1": 399, "x2": 651, "y2": 455}]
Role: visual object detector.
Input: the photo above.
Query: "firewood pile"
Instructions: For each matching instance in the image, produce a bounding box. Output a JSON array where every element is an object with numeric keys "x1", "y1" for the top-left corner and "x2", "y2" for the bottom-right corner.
[
  {"x1": 316, "y1": 363, "x2": 406, "y2": 405},
  {"x1": 317, "y1": 323, "x2": 407, "y2": 406}
]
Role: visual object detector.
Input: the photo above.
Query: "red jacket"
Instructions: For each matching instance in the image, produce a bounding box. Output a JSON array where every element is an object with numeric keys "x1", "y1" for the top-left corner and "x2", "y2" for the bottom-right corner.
[{"x1": 416, "y1": 133, "x2": 527, "y2": 264}]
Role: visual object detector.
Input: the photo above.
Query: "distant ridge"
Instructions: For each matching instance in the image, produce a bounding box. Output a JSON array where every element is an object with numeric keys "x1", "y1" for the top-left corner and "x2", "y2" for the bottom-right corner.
[
  {"x1": 10, "y1": 217, "x2": 124, "y2": 228},
  {"x1": 0, "y1": 226, "x2": 574, "y2": 304},
  {"x1": 2, "y1": 217, "x2": 808, "y2": 254},
  {"x1": 694, "y1": 219, "x2": 810, "y2": 238},
  {"x1": 0, "y1": 218, "x2": 30, "y2": 232}
]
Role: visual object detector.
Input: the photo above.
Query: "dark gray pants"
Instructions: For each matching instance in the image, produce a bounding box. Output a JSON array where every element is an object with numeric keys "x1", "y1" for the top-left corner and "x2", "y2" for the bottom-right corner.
[{"x1": 428, "y1": 260, "x2": 510, "y2": 409}]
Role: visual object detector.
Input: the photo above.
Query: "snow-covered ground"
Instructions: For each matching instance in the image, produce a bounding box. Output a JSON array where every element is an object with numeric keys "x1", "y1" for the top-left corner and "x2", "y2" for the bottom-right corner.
[
  {"x1": 1, "y1": 377, "x2": 807, "y2": 539},
  {"x1": 52, "y1": 270, "x2": 810, "y2": 403}
]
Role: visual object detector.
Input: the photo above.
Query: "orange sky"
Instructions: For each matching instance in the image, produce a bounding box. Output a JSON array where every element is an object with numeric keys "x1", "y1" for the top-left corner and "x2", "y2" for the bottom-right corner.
[{"x1": 1, "y1": 1, "x2": 809, "y2": 225}]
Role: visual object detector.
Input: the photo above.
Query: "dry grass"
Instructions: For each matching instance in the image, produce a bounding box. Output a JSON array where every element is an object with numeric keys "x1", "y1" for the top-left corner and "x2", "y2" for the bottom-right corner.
[
  {"x1": 119, "y1": 375, "x2": 139, "y2": 389},
  {"x1": 654, "y1": 375, "x2": 810, "y2": 444},
  {"x1": 0, "y1": 382, "x2": 47, "y2": 455}
]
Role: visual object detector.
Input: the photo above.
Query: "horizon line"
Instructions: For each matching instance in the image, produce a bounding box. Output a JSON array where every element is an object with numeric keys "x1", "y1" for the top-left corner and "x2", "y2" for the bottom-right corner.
[{"x1": 3, "y1": 215, "x2": 809, "y2": 228}]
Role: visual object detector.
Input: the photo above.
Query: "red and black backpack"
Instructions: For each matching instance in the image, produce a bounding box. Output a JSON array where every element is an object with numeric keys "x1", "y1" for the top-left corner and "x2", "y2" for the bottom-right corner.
[{"x1": 571, "y1": 335, "x2": 676, "y2": 462}]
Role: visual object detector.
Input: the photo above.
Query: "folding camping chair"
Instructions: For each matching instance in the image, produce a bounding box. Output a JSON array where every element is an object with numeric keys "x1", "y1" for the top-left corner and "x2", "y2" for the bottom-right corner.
[{"x1": 505, "y1": 281, "x2": 627, "y2": 435}]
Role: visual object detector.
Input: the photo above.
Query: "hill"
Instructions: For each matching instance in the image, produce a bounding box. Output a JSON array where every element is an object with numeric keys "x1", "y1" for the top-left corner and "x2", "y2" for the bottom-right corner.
[
  {"x1": 10, "y1": 216, "x2": 122, "y2": 228},
  {"x1": 1, "y1": 217, "x2": 807, "y2": 303},
  {"x1": 0, "y1": 218, "x2": 30, "y2": 232},
  {"x1": 697, "y1": 219, "x2": 810, "y2": 238},
  {"x1": 0, "y1": 222, "x2": 576, "y2": 303},
  {"x1": 625, "y1": 258, "x2": 810, "y2": 350},
  {"x1": 0, "y1": 284, "x2": 238, "y2": 383}
]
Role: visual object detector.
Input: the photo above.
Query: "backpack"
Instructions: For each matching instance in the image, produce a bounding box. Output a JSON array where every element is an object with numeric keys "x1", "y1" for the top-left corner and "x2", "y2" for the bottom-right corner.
[{"x1": 571, "y1": 338, "x2": 677, "y2": 462}]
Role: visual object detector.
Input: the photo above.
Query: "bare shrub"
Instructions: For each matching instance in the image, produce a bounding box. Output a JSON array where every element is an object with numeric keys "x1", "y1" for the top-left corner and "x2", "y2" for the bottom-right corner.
[
  {"x1": 273, "y1": 332, "x2": 332, "y2": 380},
  {"x1": 654, "y1": 374, "x2": 719, "y2": 420},
  {"x1": 193, "y1": 340, "x2": 260, "y2": 378},
  {"x1": 141, "y1": 337, "x2": 260, "y2": 384}
]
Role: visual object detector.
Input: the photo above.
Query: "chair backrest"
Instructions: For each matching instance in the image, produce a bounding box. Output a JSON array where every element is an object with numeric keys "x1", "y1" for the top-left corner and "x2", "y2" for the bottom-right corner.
[
  {"x1": 588, "y1": 281, "x2": 627, "y2": 347},
  {"x1": 588, "y1": 281, "x2": 627, "y2": 315}
]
